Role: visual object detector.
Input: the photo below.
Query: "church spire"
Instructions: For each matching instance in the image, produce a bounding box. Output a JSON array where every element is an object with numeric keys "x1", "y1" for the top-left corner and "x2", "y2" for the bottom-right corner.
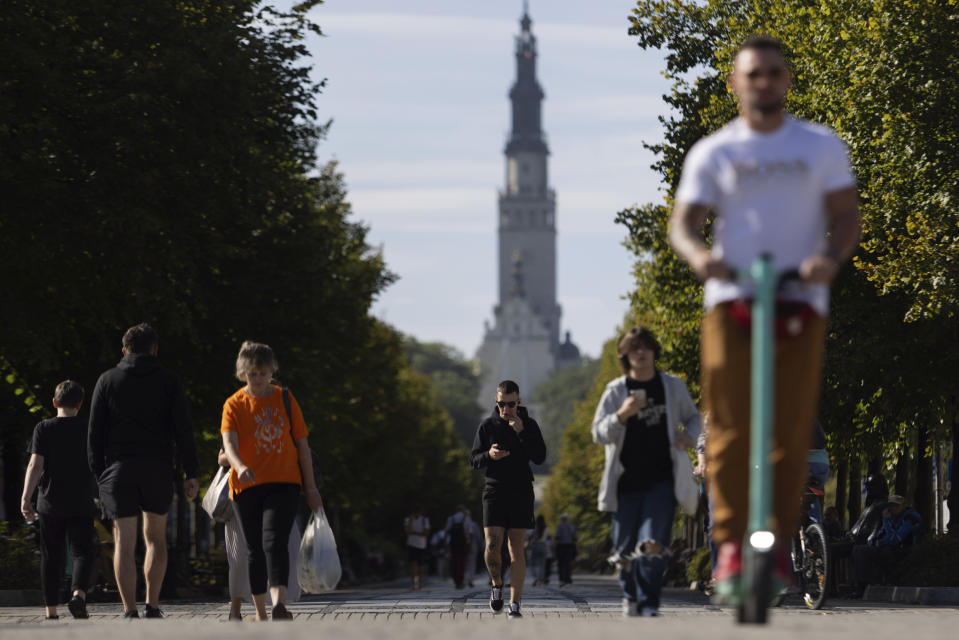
[{"x1": 506, "y1": 5, "x2": 547, "y2": 155}]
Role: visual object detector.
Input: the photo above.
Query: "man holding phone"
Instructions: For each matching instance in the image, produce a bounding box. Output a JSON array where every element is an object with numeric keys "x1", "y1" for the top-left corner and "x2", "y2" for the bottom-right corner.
[
  {"x1": 470, "y1": 380, "x2": 547, "y2": 619},
  {"x1": 592, "y1": 327, "x2": 701, "y2": 617}
]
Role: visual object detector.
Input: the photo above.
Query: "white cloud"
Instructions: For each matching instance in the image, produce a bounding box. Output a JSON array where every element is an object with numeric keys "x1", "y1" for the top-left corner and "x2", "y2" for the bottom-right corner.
[{"x1": 313, "y1": 12, "x2": 644, "y2": 51}]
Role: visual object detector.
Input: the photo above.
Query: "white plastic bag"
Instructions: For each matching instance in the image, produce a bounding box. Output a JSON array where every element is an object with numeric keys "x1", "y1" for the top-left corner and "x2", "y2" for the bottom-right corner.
[{"x1": 297, "y1": 508, "x2": 342, "y2": 593}]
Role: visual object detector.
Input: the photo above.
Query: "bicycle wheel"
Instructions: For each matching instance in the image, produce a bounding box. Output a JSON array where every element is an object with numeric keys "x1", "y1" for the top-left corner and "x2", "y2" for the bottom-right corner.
[{"x1": 801, "y1": 523, "x2": 829, "y2": 609}]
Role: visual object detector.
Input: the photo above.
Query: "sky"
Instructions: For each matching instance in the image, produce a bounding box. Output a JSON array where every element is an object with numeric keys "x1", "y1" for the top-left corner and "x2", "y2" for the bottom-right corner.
[{"x1": 302, "y1": 1, "x2": 673, "y2": 359}]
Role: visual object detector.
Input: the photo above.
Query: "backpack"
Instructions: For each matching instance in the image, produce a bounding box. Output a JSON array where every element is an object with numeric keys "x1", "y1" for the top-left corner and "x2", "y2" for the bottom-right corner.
[{"x1": 449, "y1": 520, "x2": 467, "y2": 549}]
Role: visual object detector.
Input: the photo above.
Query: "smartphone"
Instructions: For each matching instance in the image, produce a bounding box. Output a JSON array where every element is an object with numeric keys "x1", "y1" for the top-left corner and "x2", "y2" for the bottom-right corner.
[{"x1": 630, "y1": 389, "x2": 647, "y2": 404}]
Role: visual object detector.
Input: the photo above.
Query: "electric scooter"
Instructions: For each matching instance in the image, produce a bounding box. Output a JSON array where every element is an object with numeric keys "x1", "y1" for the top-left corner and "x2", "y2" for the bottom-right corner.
[{"x1": 738, "y1": 254, "x2": 801, "y2": 624}]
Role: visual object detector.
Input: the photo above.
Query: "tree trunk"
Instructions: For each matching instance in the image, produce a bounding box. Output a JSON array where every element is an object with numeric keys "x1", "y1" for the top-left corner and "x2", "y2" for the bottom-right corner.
[
  {"x1": 949, "y1": 409, "x2": 959, "y2": 534},
  {"x1": 914, "y1": 425, "x2": 932, "y2": 537},
  {"x1": 895, "y1": 446, "x2": 910, "y2": 497},
  {"x1": 0, "y1": 400, "x2": 30, "y2": 526},
  {"x1": 847, "y1": 455, "x2": 862, "y2": 525},
  {"x1": 835, "y1": 456, "x2": 848, "y2": 529}
]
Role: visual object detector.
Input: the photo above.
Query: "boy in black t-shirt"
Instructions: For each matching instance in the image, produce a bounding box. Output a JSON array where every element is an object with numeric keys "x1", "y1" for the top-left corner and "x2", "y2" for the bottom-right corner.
[{"x1": 21, "y1": 380, "x2": 96, "y2": 620}]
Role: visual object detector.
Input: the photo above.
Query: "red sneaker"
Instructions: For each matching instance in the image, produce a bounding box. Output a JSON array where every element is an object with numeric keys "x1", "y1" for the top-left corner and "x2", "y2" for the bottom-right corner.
[{"x1": 712, "y1": 541, "x2": 743, "y2": 605}]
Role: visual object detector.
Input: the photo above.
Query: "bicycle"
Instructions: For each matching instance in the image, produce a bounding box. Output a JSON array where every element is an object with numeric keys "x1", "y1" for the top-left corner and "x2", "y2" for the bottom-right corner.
[{"x1": 772, "y1": 483, "x2": 830, "y2": 610}]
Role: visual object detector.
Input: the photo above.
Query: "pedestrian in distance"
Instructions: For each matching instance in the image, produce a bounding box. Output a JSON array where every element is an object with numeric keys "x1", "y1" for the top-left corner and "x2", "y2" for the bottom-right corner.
[
  {"x1": 592, "y1": 326, "x2": 702, "y2": 617},
  {"x1": 851, "y1": 495, "x2": 921, "y2": 598},
  {"x1": 88, "y1": 323, "x2": 200, "y2": 619},
  {"x1": 554, "y1": 513, "x2": 577, "y2": 587},
  {"x1": 694, "y1": 413, "x2": 718, "y2": 589},
  {"x1": 526, "y1": 514, "x2": 548, "y2": 586},
  {"x1": 470, "y1": 379, "x2": 547, "y2": 619},
  {"x1": 444, "y1": 504, "x2": 474, "y2": 589},
  {"x1": 21, "y1": 380, "x2": 97, "y2": 620},
  {"x1": 404, "y1": 506, "x2": 430, "y2": 590},
  {"x1": 220, "y1": 341, "x2": 323, "y2": 621},
  {"x1": 668, "y1": 35, "x2": 861, "y2": 605},
  {"x1": 465, "y1": 508, "x2": 483, "y2": 588}
]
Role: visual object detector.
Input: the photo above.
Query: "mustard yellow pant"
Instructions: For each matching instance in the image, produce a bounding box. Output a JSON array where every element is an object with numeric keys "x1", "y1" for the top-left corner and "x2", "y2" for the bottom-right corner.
[{"x1": 700, "y1": 303, "x2": 826, "y2": 544}]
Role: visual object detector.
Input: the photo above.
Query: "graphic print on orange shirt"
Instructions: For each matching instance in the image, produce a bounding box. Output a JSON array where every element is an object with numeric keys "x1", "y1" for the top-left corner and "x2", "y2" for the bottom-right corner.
[{"x1": 254, "y1": 406, "x2": 286, "y2": 455}]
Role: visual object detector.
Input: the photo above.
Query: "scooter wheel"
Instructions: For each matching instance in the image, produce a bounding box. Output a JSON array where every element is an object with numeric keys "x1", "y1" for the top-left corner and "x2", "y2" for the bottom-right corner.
[{"x1": 738, "y1": 551, "x2": 772, "y2": 624}]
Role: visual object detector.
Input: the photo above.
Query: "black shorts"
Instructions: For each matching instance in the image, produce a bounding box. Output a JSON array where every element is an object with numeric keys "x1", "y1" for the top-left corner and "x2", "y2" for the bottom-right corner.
[
  {"x1": 407, "y1": 545, "x2": 428, "y2": 564},
  {"x1": 482, "y1": 484, "x2": 534, "y2": 530},
  {"x1": 98, "y1": 459, "x2": 174, "y2": 519}
]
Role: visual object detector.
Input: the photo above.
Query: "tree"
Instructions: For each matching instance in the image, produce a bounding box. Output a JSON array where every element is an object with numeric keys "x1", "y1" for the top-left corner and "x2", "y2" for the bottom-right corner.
[
  {"x1": 403, "y1": 337, "x2": 483, "y2": 447},
  {"x1": 623, "y1": 0, "x2": 959, "y2": 516},
  {"x1": 531, "y1": 357, "x2": 600, "y2": 469},
  {"x1": 541, "y1": 340, "x2": 621, "y2": 568},
  {"x1": 0, "y1": 0, "x2": 485, "y2": 565}
]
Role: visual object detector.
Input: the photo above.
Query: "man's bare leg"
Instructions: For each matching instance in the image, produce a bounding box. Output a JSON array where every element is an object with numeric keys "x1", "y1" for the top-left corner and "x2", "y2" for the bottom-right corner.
[
  {"x1": 112, "y1": 517, "x2": 139, "y2": 614},
  {"x1": 484, "y1": 526, "x2": 505, "y2": 586},
  {"x1": 506, "y1": 528, "x2": 527, "y2": 605},
  {"x1": 142, "y1": 512, "x2": 168, "y2": 608}
]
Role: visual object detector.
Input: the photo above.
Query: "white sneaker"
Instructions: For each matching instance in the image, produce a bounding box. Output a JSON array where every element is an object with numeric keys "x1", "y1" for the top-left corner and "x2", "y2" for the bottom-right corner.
[
  {"x1": 622, "y1": 599, "x2": 640, "y2": 617},
  {"x1": 640, "y1": 606, "x2": 661, "y2": 617}
]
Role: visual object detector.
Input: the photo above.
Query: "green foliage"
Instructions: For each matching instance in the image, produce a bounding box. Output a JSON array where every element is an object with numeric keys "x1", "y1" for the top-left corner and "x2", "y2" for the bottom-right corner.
[
  {"x1": 403, "y1": 337, "x2": 483, "y2": 447},
  {"x1": 686, "y1": 544, "x2": 712, "y2": 586},
  {"x1": 624, "y1": 0, "x2": 959, "y2": 471},
  {"x1": 541, "y1": 339, "x2": 622, "y2": 568},
  {"x1": 0, "y1": 522, "x2": 41, "y2": 589},
  {"x1": 532, "y1": 357, "x2": 600, "y2": 469},
  {"x1": 188, "y1": 547, "x2": 229, "y2": 593},
  {"x1": 0, "y1": 0, "x2": 480, "y2": 555},
  {"x1": 895, "y1": 534, "x2": 959, "y2": 587}
]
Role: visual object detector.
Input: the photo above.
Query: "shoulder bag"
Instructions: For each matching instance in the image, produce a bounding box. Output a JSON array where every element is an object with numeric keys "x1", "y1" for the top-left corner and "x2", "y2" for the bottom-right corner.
[{"x1": 201, "y1": 465, "x2": 233, "y2": 522}]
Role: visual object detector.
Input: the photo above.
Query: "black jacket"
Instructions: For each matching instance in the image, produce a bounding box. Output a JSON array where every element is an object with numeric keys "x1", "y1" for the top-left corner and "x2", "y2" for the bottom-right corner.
[
  {"x1": 469, "y1": 406, "x2": 547, "y2": 488},
  {"x1": 88, "y1": 353, "x2": 199, "y2": 479}
]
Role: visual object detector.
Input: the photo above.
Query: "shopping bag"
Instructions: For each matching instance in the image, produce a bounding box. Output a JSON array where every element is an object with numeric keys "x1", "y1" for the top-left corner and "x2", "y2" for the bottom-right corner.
[
  {"x1": 297, "y1": 508, "x2": 342, "y2": 593},
  {"x1": 200, "y1": 466, "x2": 233, "y2": 522}
]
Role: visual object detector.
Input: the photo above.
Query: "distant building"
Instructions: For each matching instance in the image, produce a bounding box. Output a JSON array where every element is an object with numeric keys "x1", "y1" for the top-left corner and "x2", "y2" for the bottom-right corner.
[{"x1": 475, "y1": 7, "x2": 579, "y2": 408}]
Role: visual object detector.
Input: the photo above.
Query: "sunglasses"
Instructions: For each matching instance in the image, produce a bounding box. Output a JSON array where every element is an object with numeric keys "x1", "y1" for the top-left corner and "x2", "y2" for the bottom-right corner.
[{"x1": 496, "y1": 400, "x2": 518, "y2": 408}]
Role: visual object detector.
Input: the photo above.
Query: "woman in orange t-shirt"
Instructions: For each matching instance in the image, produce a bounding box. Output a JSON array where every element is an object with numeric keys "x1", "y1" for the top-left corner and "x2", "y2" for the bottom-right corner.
[{"x1": 221, "y1": 341, "x2": 322, "y2": 621}]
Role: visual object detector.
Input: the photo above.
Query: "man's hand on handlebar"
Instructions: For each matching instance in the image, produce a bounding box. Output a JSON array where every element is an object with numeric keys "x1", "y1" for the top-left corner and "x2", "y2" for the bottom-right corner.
[
  {"x1": 798, "y1": 254, "x2": 840, "y2": 283},
  {"x1": 689, "y1": 250, "x2": 733, "y2": 282}
]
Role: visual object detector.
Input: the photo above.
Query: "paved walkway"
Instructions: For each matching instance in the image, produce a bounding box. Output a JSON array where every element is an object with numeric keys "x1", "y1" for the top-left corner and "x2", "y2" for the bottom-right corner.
[{"x1": 3, "y1": 574, "x2": 959, "y2": 639}]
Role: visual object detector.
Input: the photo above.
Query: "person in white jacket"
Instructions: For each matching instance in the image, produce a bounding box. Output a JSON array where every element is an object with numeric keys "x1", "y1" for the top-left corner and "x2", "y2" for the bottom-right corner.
[{"x1": 592, "y1": 326, "x2": 701, "y2": 617}]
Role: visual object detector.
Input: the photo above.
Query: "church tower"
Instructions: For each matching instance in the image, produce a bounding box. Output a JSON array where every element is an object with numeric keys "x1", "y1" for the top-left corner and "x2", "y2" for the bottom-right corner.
[{"x1": 475, "y1": 6, "x2": 578, "y2": 408}]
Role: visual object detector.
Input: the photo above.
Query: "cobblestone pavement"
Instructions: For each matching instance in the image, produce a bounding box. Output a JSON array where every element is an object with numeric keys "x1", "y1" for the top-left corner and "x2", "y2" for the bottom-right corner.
[{"x1": 2, "y1": 575, "x2": 958, "y2": 639}]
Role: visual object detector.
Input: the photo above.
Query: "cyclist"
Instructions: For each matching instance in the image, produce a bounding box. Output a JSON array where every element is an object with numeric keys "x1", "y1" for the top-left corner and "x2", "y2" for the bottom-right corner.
[
  {"x1": 807, "y1": 420, "x2": 829, "y2": 524},
  {"x1": 668, "y1": 35, "x2": 860, "y2": 602}
]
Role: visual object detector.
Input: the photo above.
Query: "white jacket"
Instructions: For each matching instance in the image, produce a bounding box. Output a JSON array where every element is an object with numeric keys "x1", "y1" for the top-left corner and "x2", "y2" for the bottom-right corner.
[{"x1": 592, "y1": 372, "x2": 702, "y2": 515}]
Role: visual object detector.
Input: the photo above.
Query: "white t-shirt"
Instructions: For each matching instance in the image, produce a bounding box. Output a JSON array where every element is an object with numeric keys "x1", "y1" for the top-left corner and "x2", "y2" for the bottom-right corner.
[
  {"x1": 675, "y1": 115, "x2": 855, "y2": 315},
  {"x1": 405, "y1": 515, "x2": 430, "y2": 550}
]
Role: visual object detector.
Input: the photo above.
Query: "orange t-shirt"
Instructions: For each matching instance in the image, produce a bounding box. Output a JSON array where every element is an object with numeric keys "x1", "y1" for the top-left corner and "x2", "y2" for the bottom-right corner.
[{"x1": 220, "y1": 385, "x2": 308, "y2": 496}]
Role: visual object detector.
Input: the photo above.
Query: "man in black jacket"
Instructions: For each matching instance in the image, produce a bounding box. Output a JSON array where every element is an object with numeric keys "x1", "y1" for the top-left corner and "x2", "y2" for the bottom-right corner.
[
  {"x1": 470, "y1": 380, "x2": 547, "y2": 619},
  {"x1": 88, "y1": 323, "x2": 199, "y2": 619}
]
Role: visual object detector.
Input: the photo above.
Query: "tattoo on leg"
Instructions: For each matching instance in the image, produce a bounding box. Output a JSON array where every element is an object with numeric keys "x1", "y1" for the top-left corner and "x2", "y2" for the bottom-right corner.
[{"x1": 485, "y1": 534, "x2": 503, "y2": 585}]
